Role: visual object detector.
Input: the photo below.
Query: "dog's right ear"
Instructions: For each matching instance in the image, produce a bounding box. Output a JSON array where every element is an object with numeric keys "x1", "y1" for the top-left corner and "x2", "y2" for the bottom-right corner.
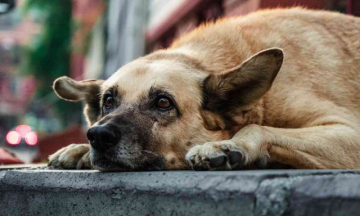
[{"x1": 53, "y1": 76, "x2": 104, "y2": 126}]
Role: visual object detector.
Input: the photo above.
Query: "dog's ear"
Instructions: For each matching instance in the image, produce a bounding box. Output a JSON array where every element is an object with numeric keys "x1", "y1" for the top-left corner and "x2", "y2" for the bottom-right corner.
[
  {"x1": 53, "y1": 76, "x2": 104, "y2": 126},
  {"x1": 53, "y1": 76, "x2": 104, "y2": 101},
  {"x1": 203, "y1": 48, "x2": 283, "y2": 113}
]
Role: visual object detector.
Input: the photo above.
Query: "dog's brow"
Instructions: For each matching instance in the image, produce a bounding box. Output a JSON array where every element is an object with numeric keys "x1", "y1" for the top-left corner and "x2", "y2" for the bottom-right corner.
[
  {"x1": 102, "y1": 85, "x2": 119, "y2": 97},
  {"x1": 148, "y1": 86, "x2": 172, "y2": 98}
]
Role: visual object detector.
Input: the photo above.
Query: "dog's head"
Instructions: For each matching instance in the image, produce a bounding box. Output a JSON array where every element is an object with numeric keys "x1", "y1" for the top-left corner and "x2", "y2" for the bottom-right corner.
[{"x1": 53, "y1": 48, "x2": 283, "y2": 171}]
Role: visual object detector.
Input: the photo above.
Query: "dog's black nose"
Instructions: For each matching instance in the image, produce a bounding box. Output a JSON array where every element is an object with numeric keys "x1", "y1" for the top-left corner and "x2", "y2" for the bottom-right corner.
[{"x1": 87, "y1": 125, "x2": 119, "y2": 152}]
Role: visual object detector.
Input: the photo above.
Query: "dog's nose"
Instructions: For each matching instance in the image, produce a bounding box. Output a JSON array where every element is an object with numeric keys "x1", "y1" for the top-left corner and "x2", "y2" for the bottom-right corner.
[{"x1": 87, "y1": 124, "x2": 119, "y2": 152}]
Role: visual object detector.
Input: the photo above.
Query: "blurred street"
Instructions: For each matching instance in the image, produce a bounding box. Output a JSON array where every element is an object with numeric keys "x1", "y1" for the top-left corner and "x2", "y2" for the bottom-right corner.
[{"x1": 3, "y1": 146, "x2": 37, "y2": 163}]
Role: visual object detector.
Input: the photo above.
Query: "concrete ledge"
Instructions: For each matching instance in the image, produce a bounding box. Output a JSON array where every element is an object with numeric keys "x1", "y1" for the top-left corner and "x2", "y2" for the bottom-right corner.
[{"x1": 1, "y1": 169, "x2": 360, "y2": 216}]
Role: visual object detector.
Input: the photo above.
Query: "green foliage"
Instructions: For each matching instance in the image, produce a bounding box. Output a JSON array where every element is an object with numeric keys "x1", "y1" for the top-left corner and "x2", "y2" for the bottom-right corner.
[{"x1": 22, "y1": 0, "x2": 82, "y2": 128}]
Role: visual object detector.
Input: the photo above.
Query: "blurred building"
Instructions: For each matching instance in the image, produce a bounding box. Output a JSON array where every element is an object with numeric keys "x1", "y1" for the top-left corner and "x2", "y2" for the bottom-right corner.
[
  {"x1": 0, "y1": 2, "x2": 38, "y2": 138},
  {"x1": 0, "y1": 0, "x2": 105, "y2": 161},
  {"x1": 146, "y1": 0, "x2": 353, "y2": 52},
  {"x1": 102, "y1": 0, "x2": 148, "y2": 79}
]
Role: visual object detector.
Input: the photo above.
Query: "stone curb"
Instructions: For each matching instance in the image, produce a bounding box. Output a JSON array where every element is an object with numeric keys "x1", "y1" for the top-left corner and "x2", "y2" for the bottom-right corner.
[{"x1": 1, "y1": 169, "x2": 360, "y2": 216}]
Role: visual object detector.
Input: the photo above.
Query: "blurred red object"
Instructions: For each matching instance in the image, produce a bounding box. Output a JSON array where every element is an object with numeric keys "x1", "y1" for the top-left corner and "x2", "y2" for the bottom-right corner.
[{"x1": 0, "y1": 148, "x2": 24, "y2": 164}]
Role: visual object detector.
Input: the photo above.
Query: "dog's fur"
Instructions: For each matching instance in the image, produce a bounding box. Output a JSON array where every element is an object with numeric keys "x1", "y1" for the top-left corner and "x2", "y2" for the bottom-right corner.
[{"x1": 49, "y1": 8, "x2": 360, "y2": 171}]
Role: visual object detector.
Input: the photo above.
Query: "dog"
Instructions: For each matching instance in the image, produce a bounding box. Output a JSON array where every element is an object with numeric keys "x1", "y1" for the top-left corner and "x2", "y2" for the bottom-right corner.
[{"x1": 48, "y1": 8, "x2": 360, "y2": 171}]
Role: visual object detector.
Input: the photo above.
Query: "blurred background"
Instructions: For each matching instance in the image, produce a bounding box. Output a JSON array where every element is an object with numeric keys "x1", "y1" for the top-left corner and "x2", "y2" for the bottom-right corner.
[{"x1": 0, "y1": 0, "x2": 358, "y2": 165}]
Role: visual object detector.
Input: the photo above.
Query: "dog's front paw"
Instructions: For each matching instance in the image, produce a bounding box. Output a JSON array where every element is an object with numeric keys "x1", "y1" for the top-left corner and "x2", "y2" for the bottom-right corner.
[
  {"x1": 48, "y1": 144, "x2": 92, "y2": 169},
  {"x1": 186, "y1": 140, "x2": 269, "y2": 171},
  {"x1": 185, "y1": 140, "x2": 246, "y2": 171}
]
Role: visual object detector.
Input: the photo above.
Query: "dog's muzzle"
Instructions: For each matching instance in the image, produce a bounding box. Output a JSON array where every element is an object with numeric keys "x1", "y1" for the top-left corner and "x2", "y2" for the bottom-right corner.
[{"x1": 86, "y1": 123, "x2": 166, "y2": 171}]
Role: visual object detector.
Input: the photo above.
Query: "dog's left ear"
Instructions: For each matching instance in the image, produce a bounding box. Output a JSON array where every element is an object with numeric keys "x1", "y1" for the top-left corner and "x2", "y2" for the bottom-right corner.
[{"x1": 203, "y1": 48, "x2": 283, "y2": 113}]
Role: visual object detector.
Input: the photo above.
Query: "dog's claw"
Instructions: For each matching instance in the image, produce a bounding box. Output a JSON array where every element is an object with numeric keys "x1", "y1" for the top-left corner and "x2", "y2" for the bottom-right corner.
[
  {"x1": 255, "y1": 155, "x2": 269, "y2": 169},
  {"x1": 193, "y1": 161, "x2": 210, "y2": 171},
  {"x1": 189, "y1": 155, "x2": 196, "y2": 165},
  {"x1": 210, "y1": 155, "x2": 226, "y2": 167},
  {"x1": 229, "y1": 151, "x2": 243, "y2": 165},
  {"x1": 221, "y1": 144, "x2": 230, "y2": 152}
]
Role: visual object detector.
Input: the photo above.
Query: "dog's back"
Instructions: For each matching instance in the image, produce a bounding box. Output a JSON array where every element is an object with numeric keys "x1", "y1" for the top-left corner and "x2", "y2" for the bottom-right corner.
[{"x1": 171, "y1": 8, "x2": 360, "y2": 129}]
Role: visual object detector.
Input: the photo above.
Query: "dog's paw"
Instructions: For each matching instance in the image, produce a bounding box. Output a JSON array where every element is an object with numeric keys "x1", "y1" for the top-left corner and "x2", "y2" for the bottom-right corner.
[
  {"x1": 185, "y1": 140, "x2": 247, "y2": 171},
  {"x1": 48, "y1": 144, "x2": 92, "y2": 169},
  {"x1": 186, "y1": 140, "x2": 268, "y2": 171}
]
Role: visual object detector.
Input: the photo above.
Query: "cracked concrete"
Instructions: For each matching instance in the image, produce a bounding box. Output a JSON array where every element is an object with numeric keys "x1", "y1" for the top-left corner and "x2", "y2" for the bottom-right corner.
[
  {"x1": 255, "y1": 177, "x2": 295, "y2": 216},
  {"x1": 0, "y1": 168, "x2": 359, "y2": 216}
]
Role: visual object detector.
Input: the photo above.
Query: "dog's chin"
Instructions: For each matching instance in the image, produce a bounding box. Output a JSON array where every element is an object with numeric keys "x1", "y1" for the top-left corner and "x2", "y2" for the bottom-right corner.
[{"x1": 90, "y1": 151, "x2": 166, "y2": 172}]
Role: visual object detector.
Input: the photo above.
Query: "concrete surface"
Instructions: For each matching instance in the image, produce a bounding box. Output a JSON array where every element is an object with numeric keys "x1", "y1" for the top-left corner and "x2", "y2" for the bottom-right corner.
[{"x1": 1, "y1": 168, "x2": 360, "y2": 216}]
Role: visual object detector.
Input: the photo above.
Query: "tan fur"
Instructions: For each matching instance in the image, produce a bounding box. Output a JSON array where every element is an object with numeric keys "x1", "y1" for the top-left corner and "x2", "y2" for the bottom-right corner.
[{"x1": 49, "y1": 8, "x2": 360, "y2": 170}]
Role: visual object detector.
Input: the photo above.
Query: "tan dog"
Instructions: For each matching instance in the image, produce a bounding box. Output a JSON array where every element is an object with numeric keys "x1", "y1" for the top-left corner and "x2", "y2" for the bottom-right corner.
[{"x1": 48, "y1": 8, "x2": 360, "y2": 171}]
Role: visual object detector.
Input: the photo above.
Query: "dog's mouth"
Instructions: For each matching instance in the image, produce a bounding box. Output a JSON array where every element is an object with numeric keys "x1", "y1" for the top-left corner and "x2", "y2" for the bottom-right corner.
[{"x1": 90, "y1": 149, "x2": 166, "y2": 172}]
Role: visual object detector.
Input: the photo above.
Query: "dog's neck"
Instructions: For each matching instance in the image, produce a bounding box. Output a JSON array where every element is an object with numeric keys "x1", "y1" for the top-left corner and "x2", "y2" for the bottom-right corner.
[
  {"x1": 227, "y1": 98, "x2": 265, "y2": 135},
  {"x1": 201, "y1": 98, "x2": 265, "y2": 138}
]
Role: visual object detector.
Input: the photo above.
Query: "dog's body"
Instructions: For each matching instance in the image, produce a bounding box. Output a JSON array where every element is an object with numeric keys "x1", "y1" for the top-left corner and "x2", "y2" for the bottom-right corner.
[{"x1": 49, "y1": 8, "x2": 360, "y2": 171}]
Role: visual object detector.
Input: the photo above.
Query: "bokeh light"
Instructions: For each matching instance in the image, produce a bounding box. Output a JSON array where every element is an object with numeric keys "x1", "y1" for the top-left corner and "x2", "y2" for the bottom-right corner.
[
  {"x1": 6, "y1": 131, "x2": 21, "y2": 145},
  {"x1": 16, "y1": 125, "x2": 32, "y2": 137},
  {"x1": 25, "y1": 132, "x2": 38, "y2": 145}
]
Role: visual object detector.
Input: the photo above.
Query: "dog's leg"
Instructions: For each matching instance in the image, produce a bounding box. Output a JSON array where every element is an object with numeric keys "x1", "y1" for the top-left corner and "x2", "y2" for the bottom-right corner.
[
  {"x1": 48, "y1": 144, "x2": 92, "y2": 169},
  {"x1": 186, "y1": 123, "x2": 360, "y2": 170}
]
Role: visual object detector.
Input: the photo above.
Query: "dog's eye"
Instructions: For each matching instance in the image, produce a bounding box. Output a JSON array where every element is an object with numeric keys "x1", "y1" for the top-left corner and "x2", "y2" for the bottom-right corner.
[
  {"x1": 105, "y1": 96, "x2": 114, "y2": 108},
  {"x1": 156, "y1": 97, "x2": 172, "y2": 110}
]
